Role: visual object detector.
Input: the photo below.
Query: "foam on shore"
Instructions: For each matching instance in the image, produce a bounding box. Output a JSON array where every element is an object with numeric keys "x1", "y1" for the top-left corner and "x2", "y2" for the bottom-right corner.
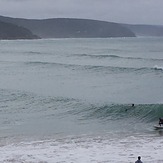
[{"x1": 0, "y1": 134, "x2": 163, "y2": 163}]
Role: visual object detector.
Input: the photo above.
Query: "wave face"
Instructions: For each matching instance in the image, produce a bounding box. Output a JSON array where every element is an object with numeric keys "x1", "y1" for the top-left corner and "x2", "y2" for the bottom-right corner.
[
  {"x1": 0, "y1": 89, "x2": 163, "y2": 138},
  {"x1": 80, "y1": 103, "x2": 163, "y2": 122}
]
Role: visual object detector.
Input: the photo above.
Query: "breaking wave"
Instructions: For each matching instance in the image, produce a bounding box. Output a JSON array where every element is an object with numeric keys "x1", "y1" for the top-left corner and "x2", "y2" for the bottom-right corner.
[
  {"x1": 71, "y1": 103, "x2": 163, "y2": 123},
  {"x1": 154, "y1": 65, "x2": 163, "y2": 70}
]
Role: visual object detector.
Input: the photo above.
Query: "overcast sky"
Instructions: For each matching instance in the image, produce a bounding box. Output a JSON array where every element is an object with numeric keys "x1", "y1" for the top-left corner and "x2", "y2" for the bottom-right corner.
[{"x1": 0, "y1": 0, "x2": 163, "y2": 25}]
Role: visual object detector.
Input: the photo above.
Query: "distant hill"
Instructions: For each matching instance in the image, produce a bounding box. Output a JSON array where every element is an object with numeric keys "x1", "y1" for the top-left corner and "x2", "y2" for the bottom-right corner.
[
  {"x1": 123, "y1": 24, "x2": 163, "y2": 37},
  {"x1": 2, "y1": 15, "x2": 163, "y2": 39},
  {"x1": 0, "y1": 20, "x2": 39, "y2": 40},
  {"x1": 0, "y1": 16, "x2": 135, "y2": 38}
]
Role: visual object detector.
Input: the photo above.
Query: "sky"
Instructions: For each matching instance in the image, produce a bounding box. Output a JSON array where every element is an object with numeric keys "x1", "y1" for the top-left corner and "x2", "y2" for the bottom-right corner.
[{"x1": 0, "y1": 0, "x2": 163, "y2": 25}]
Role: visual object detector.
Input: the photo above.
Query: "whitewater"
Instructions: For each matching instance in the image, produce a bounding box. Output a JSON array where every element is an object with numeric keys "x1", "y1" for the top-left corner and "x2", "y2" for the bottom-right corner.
[{"x1": 0, "y1": 37, "x2": 163, "y2": 162}]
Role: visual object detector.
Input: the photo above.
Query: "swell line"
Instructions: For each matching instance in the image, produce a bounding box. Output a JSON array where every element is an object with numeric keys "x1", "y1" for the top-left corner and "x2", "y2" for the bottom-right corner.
[
  {"x1": 72, "y1": 53, "x2": 163, "y2": 61},
  {"x1": 24, "y1": 61, "x2": 163, "y2": 73}
]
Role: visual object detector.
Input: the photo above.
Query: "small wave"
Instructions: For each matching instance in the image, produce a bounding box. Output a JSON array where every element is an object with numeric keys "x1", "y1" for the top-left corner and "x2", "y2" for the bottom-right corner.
[
  {"x1": 25, "y1": 61, "x2": 54, "y2": 65},
  {"x1": 124, "y1": 56, "x2": 163, "y2": 62},
  {"x1": 91, "y1": 54, "x2": 120, "y2": 58},
  {"x1": 84, "y1": 65, "x2": 136, "y2": 72},
  {"x1": 73, "y1": 53, "x2": 163, "y2": 62},
  {"x1": 73, "y1": 53, "x2": 120, "y2": 59},
  {"x1": 98, "y1": 54, "x2": 120, "y2": 58},
  {"x1": 154, "y1": 65, "x2": 163, "y2": 70},
  {"x1": 84, "y1": 65, "x2": 155, "y2": 75},
  {"x1": 24, "y1": 61, "x2": 67, "y2": 68},
  {"x1": 27, "y1": 51, "x2": 42, "y2": 55},
  {"x1": 24, "y1": 61, "x2": 158, "y2": 74}
]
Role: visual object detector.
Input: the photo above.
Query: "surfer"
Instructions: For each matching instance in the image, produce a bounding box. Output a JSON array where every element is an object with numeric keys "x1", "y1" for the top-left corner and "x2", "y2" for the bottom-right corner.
[
  {"x1": 135, "y1": 156, "x2": 143, "y2": 163},
  {"x1": 159, "y1": 118, "x2": 163, "y2": 126},
  {"x1": 125, "y1": 104, "x2": 135, "y2": 112}
]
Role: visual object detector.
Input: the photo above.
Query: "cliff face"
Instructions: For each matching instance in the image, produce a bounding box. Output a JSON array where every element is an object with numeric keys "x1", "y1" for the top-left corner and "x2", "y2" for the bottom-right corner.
[
  {"x1": 0, "y1": 21, "x2": 39, "y2": 40},
  {"x1": 0, "y1": 16, "x2": 136, "y2": 38}
]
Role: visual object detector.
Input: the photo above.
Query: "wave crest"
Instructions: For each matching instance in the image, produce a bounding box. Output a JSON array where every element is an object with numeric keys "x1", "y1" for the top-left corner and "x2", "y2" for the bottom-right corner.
[{"x1": 154, "y1": 65, "x2": 163, "y2": 70}]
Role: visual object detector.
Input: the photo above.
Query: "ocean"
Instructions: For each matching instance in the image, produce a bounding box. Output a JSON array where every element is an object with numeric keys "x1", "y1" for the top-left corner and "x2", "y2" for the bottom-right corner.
[{"x1": 0, "y1": 37, "x2": 163, "y2": 163}]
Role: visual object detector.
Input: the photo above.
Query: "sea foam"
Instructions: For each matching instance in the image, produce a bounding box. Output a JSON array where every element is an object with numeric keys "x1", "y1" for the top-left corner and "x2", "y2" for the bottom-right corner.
[
  {"x1": 0, "y1": 134, "x2": 163, "y2": 163},
  {"x1": 154, "y1": 65, "x2": 163, "y2": 70}
]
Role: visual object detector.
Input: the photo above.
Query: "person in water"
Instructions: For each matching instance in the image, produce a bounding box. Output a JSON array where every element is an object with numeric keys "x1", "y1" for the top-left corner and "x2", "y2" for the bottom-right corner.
[
  {"x1": 135, "y1": 156, "x2": 143, "y2": 163},
  {"x1": 125, "y1": 104, "x2": 135, "y2": 112},
  {"x1": 159, "y1": 118, "x2": 163, "y2": 126}
]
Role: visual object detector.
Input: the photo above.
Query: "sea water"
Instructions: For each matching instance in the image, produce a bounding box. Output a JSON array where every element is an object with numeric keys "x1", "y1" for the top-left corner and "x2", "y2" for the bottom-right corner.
[{"x1": 0, "y1": 37, "x2": 163, "y2": 162}]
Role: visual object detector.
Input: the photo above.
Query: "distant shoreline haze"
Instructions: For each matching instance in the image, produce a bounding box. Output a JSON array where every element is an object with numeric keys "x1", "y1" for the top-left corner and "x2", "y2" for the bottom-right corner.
[{"x1": 0, "y1": 15, "x2": 163, "y2": 40}]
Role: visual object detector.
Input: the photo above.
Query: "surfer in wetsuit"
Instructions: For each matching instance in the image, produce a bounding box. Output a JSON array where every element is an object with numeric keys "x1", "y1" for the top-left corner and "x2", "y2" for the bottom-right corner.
[
  {"x1": 125, "y1": 104, "x2": 135, "y2": 111},
  {"x1": 159, "y1": 118, "x2": 163, "y2": 126},
  {"x1": 135, "y1": 156, "x2": 143, "y2": 163}
]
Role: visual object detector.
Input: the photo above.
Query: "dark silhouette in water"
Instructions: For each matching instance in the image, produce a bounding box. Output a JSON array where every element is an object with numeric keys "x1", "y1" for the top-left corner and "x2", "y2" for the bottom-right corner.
[
  {"x1": 125, "y1": 104, "x2": 135, "y2": 111},
  {"x1": 159, "y1": 117, "x2": 163, "y2": 126},
  {"x1": 135, "y1": 156, "x2": 143, "y2": 163}
]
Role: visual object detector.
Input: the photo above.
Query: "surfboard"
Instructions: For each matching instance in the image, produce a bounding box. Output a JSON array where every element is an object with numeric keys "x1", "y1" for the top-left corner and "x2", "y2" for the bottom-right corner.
[{"x1": 154, "y1": 125, "x2": 163, "y2": 129}]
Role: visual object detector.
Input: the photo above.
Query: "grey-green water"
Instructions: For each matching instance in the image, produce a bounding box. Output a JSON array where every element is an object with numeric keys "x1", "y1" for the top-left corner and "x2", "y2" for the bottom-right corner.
[{"x1": 0, "y1": 38, "x2": 163, "y2": 162}]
